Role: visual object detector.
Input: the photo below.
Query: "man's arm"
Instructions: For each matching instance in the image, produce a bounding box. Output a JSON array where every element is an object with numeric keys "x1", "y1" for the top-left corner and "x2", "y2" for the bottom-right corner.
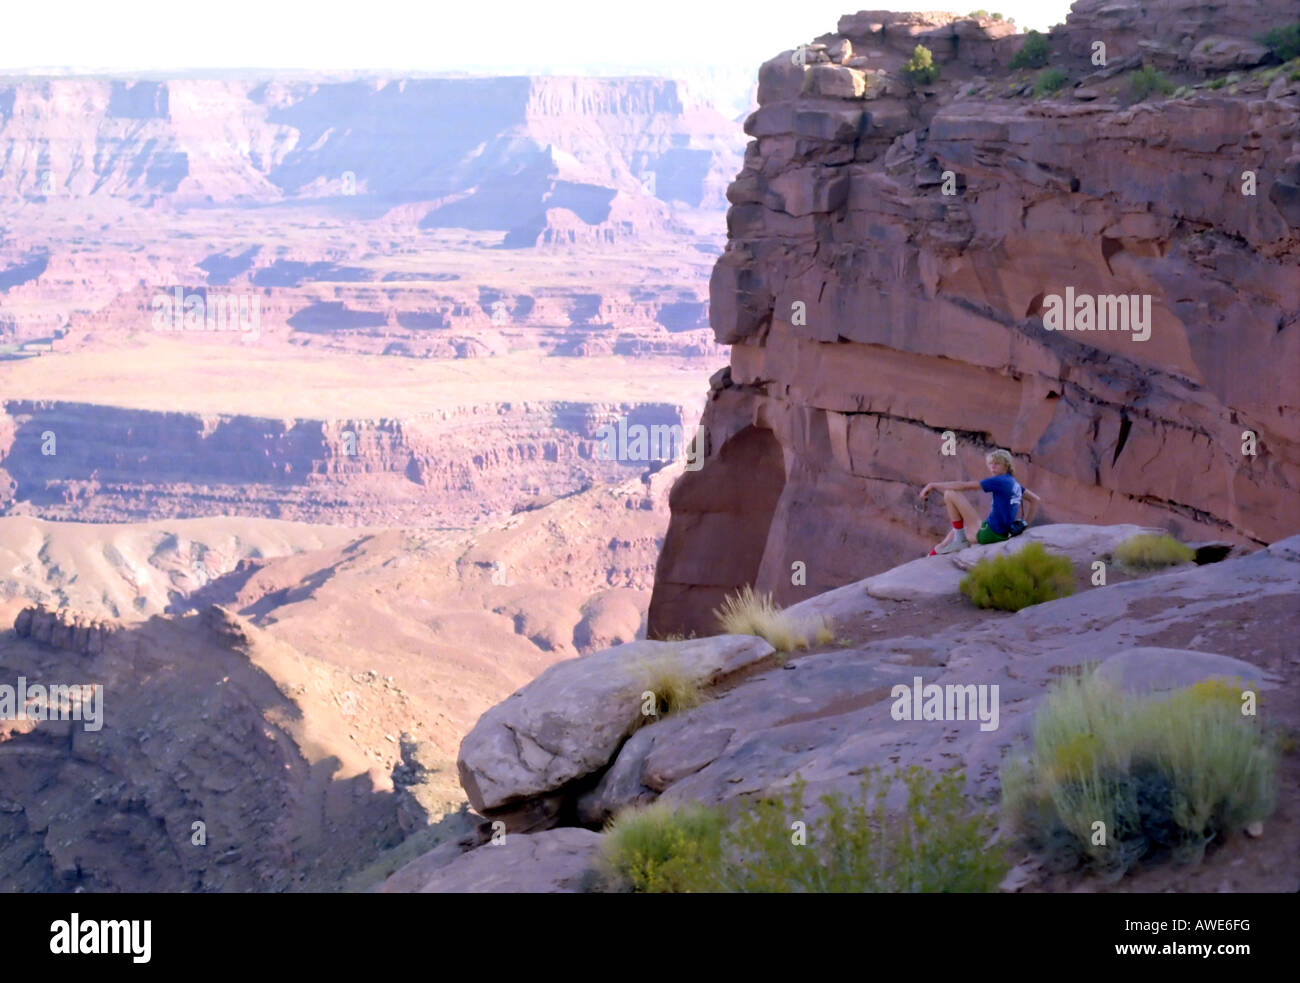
[{"x1": 1021, "y1": 488, "x2": 1041, "y2": 524}]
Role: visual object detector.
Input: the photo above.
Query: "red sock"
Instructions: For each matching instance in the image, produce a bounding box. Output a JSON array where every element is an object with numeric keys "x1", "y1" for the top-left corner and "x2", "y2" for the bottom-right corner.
[
  {"x1": 928, "y1": 549, "x2": 937, "y2": 556},
  {"x1": 952, "y1": 520, "x2": 964, "y2": 530}
]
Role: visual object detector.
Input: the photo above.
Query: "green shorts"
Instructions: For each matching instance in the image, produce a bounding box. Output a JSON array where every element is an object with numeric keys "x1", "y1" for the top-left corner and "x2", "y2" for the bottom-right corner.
[{"x1": 976, "y1": 521, "x2": 1011, "y2": 545}]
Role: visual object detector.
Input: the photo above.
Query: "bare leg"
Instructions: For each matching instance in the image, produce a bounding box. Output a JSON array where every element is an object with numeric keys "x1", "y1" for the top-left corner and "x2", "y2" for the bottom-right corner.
[{"x1": 943, "y1": 490, "x2": 984, "y2": 536}]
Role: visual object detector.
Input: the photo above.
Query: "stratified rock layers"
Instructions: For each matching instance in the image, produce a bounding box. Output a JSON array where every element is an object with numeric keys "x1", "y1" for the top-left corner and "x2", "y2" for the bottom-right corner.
[{"x1": 648, "y1": 6, "x2": 1300, "y2": 636}]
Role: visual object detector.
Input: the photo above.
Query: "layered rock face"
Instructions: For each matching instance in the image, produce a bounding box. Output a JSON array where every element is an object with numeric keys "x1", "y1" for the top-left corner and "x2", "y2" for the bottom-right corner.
[
  {"x1": 0, "y1": 398, "x2": 696, "y2": 524},
  {"x1": 0, "y1": 76, "x2": 741, "y2": 215},
  {"x1": 0, "y1": 73, "x2": 743, "y2": 361},
  {"x1": 648, "y1": 4, "x2": 1300, "y2": 636}
]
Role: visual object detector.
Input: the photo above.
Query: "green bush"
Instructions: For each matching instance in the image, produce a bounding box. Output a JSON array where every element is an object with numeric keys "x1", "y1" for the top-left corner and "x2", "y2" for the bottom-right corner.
[
  {"x1": 1129, "y1": 65, "x2": 1174, "y2": 101},
  {"x1": 959, "y1": 542, "x2": 1074, "y2": 611},
  {"x1": 902, "y1": 45, "x2": 941, "y2": 86},
  {"x1": 595, "y1": 767, "x2": 1008, "y2": 893},
  {"x1": 1009, "y1": 30, "x2": 1051, "y2": 70},
  {"x1": 1034, "y1": 68, "x2": 1068, "y2": 96},
  {"x1": 1260, "y1": 23, "x2": 1300, "y2": 62},
  {"x1": 1001, "y1": 673, "x2": 1276, "y2": 879},
  {"x1": 968, "y1": 8, "x2": 988, "y2": 17},
  {"x1": 1113, "y1": 533, "x2": 1195, "y2": 570},
  {"x1": 1207, "y1": 75, "x2": 1228, "y2": 89},
  {"x1": 595, "y1": 799, "x2": 725, "y2": 892}
]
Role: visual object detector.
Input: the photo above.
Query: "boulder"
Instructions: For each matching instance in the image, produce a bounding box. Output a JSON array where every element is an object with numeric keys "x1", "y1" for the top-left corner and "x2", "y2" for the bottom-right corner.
[
  {"x1": 1188, "y1": 36, "x2": 1272, "y2": 73},
  {"x1": 708, "y1": 244, "x2": 774, "y2": 344},
  {"x1": 457, "y1": 633, "x2": 775, "y2": 814},
  {"x1": 757, "y1": 51, "x2": 806, "y2": 105},
  {"x1": 392, "y1": 828, "x2": 604, "y2": 893},
  {"x1": 793, "y1": 107, "x2": 865, "y2": 143},
  {"x1": 766, "y1": 165, "x2": 850, "y2": 216},
  {"x1": 801, "y1": 65, "x2": 870, "y2": 99},
  {"x1": 1092, "y1": 647, "x2": 1279, "y2": 697}
]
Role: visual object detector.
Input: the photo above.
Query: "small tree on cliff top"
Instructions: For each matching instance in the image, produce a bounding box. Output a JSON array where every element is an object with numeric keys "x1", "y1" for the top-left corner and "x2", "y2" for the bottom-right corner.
[
  {"x1": 902, "y1": 45, "x2": 941, "y2": 86},
  {"x1": 1009, "y1": 30, "x2": 1051, "y2": 70}
]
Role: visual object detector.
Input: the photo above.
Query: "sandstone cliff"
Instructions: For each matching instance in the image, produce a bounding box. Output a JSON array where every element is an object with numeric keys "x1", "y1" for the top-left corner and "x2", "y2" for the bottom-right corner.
[
  {"x1": 0, "y1": 397, "x2": 699, "y2": 525},
  {"x1": 648, "y1": 3, "x2": 1300, "y2": 636}
]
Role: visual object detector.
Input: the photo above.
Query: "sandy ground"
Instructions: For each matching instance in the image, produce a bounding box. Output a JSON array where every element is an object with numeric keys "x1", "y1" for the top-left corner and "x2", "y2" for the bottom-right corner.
[{"x1": 0, "y1": 341, "x2": 711, "y2": 417}]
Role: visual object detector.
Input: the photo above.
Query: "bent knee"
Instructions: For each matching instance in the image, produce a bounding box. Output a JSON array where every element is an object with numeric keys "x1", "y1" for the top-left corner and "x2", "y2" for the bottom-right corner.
[{"x1": 942, "y1": 489, "x2": 960, "y2": 500}]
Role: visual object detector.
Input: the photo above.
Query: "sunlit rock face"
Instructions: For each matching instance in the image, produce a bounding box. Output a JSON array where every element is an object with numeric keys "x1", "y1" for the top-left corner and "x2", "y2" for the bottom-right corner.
[{"x1": 647, "y1": 4, "x2": 1300, "y2": 637}]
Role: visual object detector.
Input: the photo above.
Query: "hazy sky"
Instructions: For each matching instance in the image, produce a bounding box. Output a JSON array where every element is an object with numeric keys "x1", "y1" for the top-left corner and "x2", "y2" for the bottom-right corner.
[{"x1": 3, "y1": 0, "x2": 1077, "y2": 73}]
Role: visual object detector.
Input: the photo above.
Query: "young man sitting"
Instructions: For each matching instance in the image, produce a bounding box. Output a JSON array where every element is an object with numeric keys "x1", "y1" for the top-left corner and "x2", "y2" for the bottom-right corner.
[{"x1": 919, "y1": 449, "x2": 1041, "y2": 555}]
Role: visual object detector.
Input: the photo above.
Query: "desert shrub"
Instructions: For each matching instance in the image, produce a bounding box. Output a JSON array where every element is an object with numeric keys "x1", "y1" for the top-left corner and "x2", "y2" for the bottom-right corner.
[
  {"x1": 968, "y1": 9, "x2": 988, "y2": 18},
  {"x1": 634, "y1": 652, "x2": 707, "y2": 712},
  {"x1": 630, "y1": 648, "x2": 709, "y2": 729},
  {"x1": 902, "y1": 45, "x2": 941, "y2": 86},
  {"x1": 712, "y1": 584, "x2": 833, "y2": 653},
  {"x1": 1001, "y1": 672, "x2": 1276, "y2": 879},
  {"x1": 1113, "y1": 533, "x2": 1195, "y2": 570},
  {"x1": 1260, "y1": 23, "x2": 1300, "y2": 62},
  {"x1": 1034, "y1": 67, "x2": 1068, "y2": 96},
  {"x1": 596, "y1": 767, "x2": 1008, "y2": 893},
  {"x1": 595, "y1": 799, "x2": 726, "y2": 892},
  {"x1": 959, "y1": 542, "x2": 1074, "y2": 611},
  {"x1": 1207, "y1": 75, "x2": 1228, "y2": 89},
  {"x1": 1129, "y1": 65, "x2": 1174, "y2": 101},
  {"x1": 1009, "y1": 30, "x2": 1051, "y2": 70}
]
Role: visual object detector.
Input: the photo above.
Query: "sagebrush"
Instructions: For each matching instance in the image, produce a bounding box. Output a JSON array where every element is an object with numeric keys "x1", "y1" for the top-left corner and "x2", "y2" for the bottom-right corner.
[
  {"x1": 1001, "y1": 673, "x2": 1276, "y2": 880},
  {"x1": 1034, "y1": 68, "x2": 1068, "y2": 96},
  {"x1": 1129, "y1": 65, "x2": 1174, "y2": 102},
  {"x1": 1009, "y1": 30, "x2": 1050, "y2": 70},
  {"x1": 596, "y1": 767, "x2": 1008, "y2": 892},
  {"x1": 959, "y1": 541, "x2": 1074, "y2": 611},
  {"x1": 1113, "y1": 533, "x2": 1195, "y2": 570},
  {"x1": 1260, "y1": 22, "x2": 1300, "y2": 62}
]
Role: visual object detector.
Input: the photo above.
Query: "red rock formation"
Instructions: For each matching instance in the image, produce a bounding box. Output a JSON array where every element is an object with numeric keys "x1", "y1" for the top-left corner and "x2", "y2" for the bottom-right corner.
[
  {"x1": 648, "y1": 4, "x2": 1300, "y2": 637},
  {"x1": 13, "y1": 605, "x2": 115, "y2": 656},
  {"x1": 0, "y1": 399, "x2": 699, "y2": 525}
]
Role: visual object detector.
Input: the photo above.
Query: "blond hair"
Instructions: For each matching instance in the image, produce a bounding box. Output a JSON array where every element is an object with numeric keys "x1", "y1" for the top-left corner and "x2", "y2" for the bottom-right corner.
[{"x1": 986, "y1": 449, "x2": 1016, "y2": 475}]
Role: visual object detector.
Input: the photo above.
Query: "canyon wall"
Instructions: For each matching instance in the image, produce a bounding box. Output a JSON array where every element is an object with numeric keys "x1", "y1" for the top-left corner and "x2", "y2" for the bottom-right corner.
[
  {"x1": 0, "y1": 76, "x2": 742, "y2": 218},
  {"x1": 0, "y1": 399, "x2": 699, "y2": 524},
  {"x1": 0, "y1": 74, "x2": 742, "y2": 359},
  {"x1": 648, "y1": 3, "x2": 1300, "y2": 636}
]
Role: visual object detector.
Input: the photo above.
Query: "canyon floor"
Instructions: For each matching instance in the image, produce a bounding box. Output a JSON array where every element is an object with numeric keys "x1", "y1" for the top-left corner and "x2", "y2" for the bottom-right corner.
[{"x1": 0, "y1": 459, "x2": 685, "y2": 890}]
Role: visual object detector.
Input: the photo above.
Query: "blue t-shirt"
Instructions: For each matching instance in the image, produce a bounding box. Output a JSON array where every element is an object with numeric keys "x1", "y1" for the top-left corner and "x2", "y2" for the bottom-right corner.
[{"x1": 980, "y1": 474, "x2": 1023, "y2": 535}]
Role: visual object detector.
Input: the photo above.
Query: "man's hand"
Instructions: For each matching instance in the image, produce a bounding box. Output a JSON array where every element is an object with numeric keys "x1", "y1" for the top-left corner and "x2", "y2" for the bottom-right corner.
[{"x1": 919, "y1": 483, "x2": 934, "y2": 501}]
